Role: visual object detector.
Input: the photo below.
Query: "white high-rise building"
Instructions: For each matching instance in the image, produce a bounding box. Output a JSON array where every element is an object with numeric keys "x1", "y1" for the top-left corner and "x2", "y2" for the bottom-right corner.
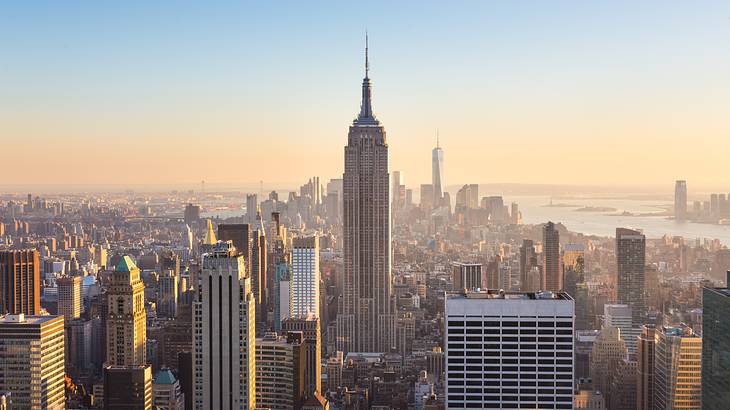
[
  {"x1": 193, "y1": 241, "x2": 256, "y2": 409},
  {"x1": 603, "y1": 304, "x2": 640, "y2": 356},
  {"x1": 445, "y1": 290, "x2": 575, "y2": 409},
  {"x1": 291, "y1": 236, "x2": 320, "y2": 318}
]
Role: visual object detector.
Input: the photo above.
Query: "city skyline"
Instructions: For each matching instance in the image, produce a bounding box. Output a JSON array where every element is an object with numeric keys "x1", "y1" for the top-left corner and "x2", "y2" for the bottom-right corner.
[
  {"x1": 2, "y1": 3, "x2": 730, "y2": 409},
  {"x1": 2, "y1": 2, "x2": 730, "y2": 189}
]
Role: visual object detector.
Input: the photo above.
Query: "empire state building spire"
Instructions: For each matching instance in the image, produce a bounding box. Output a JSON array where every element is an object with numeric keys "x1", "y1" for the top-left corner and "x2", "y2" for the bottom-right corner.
[
  {"x1": 338, "y1": 34, "x2": 393, "y2": 354},
  {"x1": 356, "y1": 33, "x2": 378, "y2": 125}
]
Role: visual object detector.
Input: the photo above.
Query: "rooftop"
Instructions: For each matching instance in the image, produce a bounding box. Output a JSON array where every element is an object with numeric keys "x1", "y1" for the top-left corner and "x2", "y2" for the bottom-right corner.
[
  {"x1": 154, "y1": 368, "x2": 177, "y2": 385},
  {"x1": 0, "y1": 314, "x2": 62, "y2": 325},
  {"x1": 446, "y1": 289, "x2": 572, "y2": 301},
  {"x1": 115, "y1": 255, "x2": 138, "y2": 273}
]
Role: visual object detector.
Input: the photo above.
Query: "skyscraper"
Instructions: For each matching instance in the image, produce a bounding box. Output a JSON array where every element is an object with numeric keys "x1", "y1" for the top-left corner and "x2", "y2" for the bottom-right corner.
[
  {"x1": 282, "y1": 315, "x2": 322, "y2": 398},
  {"x1": 158, "y1": 268, "x2": 179, "y2": 319},
  {"x1": 603, "y1": 304, "x2": 639, "y2": 356},
  {"x1": 104, "y1": 365, "x2": 153, "y2": 410},
  {"x1": 255, "y1": 332, "x2": 305, "y2": 409},
  {"x1": 543, "y1": 221, "x2": 562, "y2": 291},
  {"x1": 106, "y1": 256, "x2": 147, "y2": 366},
  {"x1": 636, "y1": 325, "x2": 655, "y2": 410},
  {"x1": 519, "y1": 239, "x2": 537, "y2": 292},
  {"x1": 246, "y1": 194, "x2": 258, "y2": 225},
  {"x1": 444, "y1": 290, "x2": 574, "y2": 409},
  {"x1": 291, "y1": 236, "x2": 320, "y2": 318},
  {"x1": 451, "y1": 262, "x2": 482, "y2": 290},
  {"x1": 337, "y1": 38, "x2": 394, "y2": 353},
  {"x1": 590, "y1": 326, "x2": 628, "y2": 397},
  {"x1": 193, "y1": 241, "x2": 256, "y2": 409},
  {"x1": 57, "y1": 275, "x2": 81, "y2": 321},
  {"x1": 701, "y1": 276, "x2": 730, "y2": 409},
  {"x1": 616, "y1": 228, "x2": 646, "y2": 326},
  {"x1": 674, "y1": 180, "x2": 687, "y2": 220},
  {"x1": 0, "y1": 249, "x2": 40, "y2": 315},
  {"x1": 432, "y1": 133, "x2": 444, "y2": 207},
  {"x1": 218, "y1": 223, "x2": 251, "y2": 273},
  {"x1": 653, "y1": 326, "x2": 701, "y2": 409},
  {"x1": 0, "y1": 314, "x2": 65, "y2": 409},
  {"x1": 251, "y1": 228, "x2": 267, "y2": 321},
  {"x1": 391, "y1": 171, "x2": 405, "y2": 211}
]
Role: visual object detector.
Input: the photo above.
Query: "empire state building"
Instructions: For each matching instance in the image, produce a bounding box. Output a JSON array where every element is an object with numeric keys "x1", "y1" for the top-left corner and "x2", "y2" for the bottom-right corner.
[{"x1": 336, "y1": 38, "x2": 394, "y2": 353}]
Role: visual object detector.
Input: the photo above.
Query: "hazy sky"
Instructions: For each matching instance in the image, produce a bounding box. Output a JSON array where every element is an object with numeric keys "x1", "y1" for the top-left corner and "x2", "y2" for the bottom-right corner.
[{"x1": 2, "y1": 1, "x2": 729, "y2": 191}]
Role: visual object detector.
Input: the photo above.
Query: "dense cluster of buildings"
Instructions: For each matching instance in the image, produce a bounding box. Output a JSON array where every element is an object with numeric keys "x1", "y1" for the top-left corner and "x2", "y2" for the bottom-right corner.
[{"x1": 1, "y1": 45, "x2": 730, "y2": 410}]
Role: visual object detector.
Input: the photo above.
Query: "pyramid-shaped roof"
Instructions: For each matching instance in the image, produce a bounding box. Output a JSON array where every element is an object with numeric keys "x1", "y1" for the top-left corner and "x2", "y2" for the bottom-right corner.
[{"x1": 115, "y1": 255, "x2": 138, "y2": 273}]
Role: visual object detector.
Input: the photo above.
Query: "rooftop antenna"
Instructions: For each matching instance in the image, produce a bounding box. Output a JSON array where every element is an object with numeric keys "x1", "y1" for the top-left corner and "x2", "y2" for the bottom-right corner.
[
  {"x1": 365, "y1": 31, "x2": 369, "y2": 78},
  {"x1": 436, "y1": 128, "x2": 440, "y2": 148}
]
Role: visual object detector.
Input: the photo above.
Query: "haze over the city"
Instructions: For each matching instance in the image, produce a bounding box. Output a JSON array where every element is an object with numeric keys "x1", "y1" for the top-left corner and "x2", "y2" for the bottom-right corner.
[{"x1": 2, "y1": 1, "x2": 730, "y2": 190}]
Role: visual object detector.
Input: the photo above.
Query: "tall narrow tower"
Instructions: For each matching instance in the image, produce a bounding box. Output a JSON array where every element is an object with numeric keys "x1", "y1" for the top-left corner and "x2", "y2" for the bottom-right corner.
[
  {"x1": 542, "y1": 221, "x2": 562, "y2": 291},
  {"x1": 432, "y1": 131, "x2": 444, "y2": 207},
  {"x1": 616, "y1": 228, "x2": 646, "y2": 325},
  {"x1": 106, "y1": 256, "x2": 147, "y2": 366},
  {"x1": 337, "y1": 36, "x2": 394, "y2": 353},
  {"x1": 193, "y1": 241, "x2": 256, "y2": 409}
]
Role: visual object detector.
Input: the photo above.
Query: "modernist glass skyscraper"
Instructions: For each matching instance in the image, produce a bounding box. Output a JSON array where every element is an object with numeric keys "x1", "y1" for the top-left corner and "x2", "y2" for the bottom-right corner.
[
  {"x1": 702, "y1": 277, "x2": 730, "y2": 409},
  {"x1": 432, "y1": 135, "x2": 444, "y2": 207},
  {"x1": 616, "y1": 228, "x2": 646, "y2": 326},
  {"x1": 337, "y1": 38, "x2": 394, "y2": 353},
  {"x1": 542, "y1": 221, "x2": 562, "y2": 291},
  {"x1": 674, "y1": 180, "x2": 687, "y2": 221}
]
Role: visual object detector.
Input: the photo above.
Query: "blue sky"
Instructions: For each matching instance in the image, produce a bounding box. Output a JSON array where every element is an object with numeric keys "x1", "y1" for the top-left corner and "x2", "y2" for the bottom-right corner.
[{"x1": 1, "y1": 1, "x2": 729, "y2": 189}]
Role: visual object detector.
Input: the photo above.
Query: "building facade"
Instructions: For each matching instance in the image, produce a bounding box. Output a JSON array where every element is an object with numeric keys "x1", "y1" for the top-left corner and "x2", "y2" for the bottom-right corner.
[
  {"x1": 337, "y1": 40, "x2": 394, "y2": 353},
  {"x1": 451, "y1": 262, "x2": 483, "y2": 290},
  {"x1": 282, "y1": 315, "x2": 322, "y2": 397},
  {"x1": 255, "y1": 332, "x2": 305, "y2": 410},
  {"x1": 674, "y1": 180, "x2": 687, "y2": 220},
  {"x1": 653, "y1": 326, "x2": 701, "y2": 410},
  {"x1": 103, "y1": 365, "x2": 153, "y2": 410},
  {"x1": 444, "y1": 290, "x2": 574, "y2": 409},
  {"x1": 57, "y1": 275, "x2": 82, "y2": 320},
  {"x1": 193, "y1": 241, "x2": 256, "y2": 409},
  {"x1": 0, "y1": 249, "x2": 40, "y2": 315},
  {"x1": 291, "y1": 236, "x2": 320, "y2": 318},
  {"x1": 636, "y1": 325, "x2": 655, "y2": 410},
  {"x1": 616, "y1": 228, "x2": 646, "y2": 326},
  {"x1": 543, "y1": 221, "x2": 562, "y2": 291},
  {"x1": 703, "y1": 279, "x2": 730, "y2": 409},
  {"x1": 106, "y1": 256, "x2": 147, "y2": 366},
  {"x1": 0, "y1": 314, "x2": 65, "y2": 409}
]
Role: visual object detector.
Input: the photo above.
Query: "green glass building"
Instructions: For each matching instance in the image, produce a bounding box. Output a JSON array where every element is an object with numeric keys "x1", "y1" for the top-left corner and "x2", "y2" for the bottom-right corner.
[{"x1": 702, "y1": 272, "x2": 730, "y2": 409}]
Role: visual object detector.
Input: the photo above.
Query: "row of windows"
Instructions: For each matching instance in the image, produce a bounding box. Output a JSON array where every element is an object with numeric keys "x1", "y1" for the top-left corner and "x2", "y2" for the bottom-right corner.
[
  {"x1": 448, "y1": 320, "x2": 573, "y2": 327},
  {"x1": 448, "y1": 344, "x2": 572, "y2": 352},
  {"x1": 448, "y1": 388, "x2": 573, "y2": 395},
  {"x1": 448, "y1": 400, "x2": 572, "y2": 409},
  {"x1": 448, "y1": 336, "x2": 573, "y2": 342},
  {"x1": 448, "y1": 372, "x2": 573, "y2": 380},
  {"x1": 448, "y1": 358, "x2": 572, "y2": 364},
  {"x1": 448, "y1": 395, "x2": 573, "y2": 401},
  {"x1": 448, "y1": 328, "x2": 573, "y2": 335},
  {"x1": 448, "y1": 350, "x2": 573, "y2": 357},
  {"x1": 447, "y1": 380, "x2": 572, "y2": 387},
  {"x1": 448, "y1": 366, "x2": 572, "y2": 373}
]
